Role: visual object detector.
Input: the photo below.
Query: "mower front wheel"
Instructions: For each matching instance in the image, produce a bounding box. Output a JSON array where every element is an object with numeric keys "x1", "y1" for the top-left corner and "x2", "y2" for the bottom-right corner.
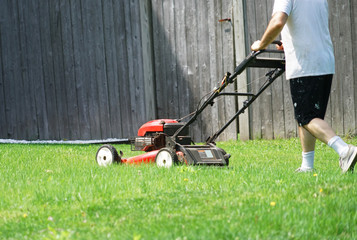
[
  {"x1": 96, "y1": 145, "x2": 121, "y2": 166},
  {"x1": 155, "y1": 148, "x2": 178, "y2": 168}
]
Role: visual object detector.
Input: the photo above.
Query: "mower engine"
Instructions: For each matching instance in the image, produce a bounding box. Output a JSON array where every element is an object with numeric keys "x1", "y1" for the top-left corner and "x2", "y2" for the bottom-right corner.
[{"x1": 132, "y1": 119, "x2": 191, "y2": 152}]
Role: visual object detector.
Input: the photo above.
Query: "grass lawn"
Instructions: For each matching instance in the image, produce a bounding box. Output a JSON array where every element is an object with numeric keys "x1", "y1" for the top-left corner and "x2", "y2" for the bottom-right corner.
[{"x1": 0, "y1": 138, "x2": 356, "y2": 239}]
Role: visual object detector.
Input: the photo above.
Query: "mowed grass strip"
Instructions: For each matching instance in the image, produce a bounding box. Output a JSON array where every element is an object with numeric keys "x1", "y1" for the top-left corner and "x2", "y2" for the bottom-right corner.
[{"x1": 0, "y1": 138, "x2": 356, "y2": 239}]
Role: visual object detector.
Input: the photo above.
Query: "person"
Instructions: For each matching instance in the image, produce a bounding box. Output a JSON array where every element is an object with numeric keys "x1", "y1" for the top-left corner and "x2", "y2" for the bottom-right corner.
[{"x1": 250, "y1": 0, "x2": 357, "y2": 173}]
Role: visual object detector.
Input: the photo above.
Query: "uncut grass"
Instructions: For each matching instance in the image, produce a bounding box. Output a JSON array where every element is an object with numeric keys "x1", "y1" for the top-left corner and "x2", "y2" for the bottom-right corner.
[{"x1": 0, "y1": 139, "x2": 356, "y2": 239}]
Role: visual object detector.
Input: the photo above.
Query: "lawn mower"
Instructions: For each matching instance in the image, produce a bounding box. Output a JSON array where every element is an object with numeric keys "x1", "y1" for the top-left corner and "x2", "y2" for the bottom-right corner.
[{"x1": 96, "y1": 43, "x2": 285, "y2": 168}]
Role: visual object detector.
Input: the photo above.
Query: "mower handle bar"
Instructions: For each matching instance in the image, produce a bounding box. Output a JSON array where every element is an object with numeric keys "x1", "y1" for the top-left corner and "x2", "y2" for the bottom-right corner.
[{"x1": 232, "y1": 41, "x2": 283, "y2": 78}]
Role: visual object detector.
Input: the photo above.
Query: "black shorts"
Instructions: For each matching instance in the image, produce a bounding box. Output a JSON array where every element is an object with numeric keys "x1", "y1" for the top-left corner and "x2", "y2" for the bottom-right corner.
[{"x1": 289, "y1": 75, "x2": 333, "y2": 126}]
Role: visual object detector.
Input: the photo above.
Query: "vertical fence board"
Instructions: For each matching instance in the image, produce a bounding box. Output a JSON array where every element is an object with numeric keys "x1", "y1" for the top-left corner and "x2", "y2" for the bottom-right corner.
[
  {"x1": 1, "y1": 0, "x2": 18, "y2": 139},
  {"x1": 50, "y1": 0, "x2": 71, "y2": 139},
  {"x1": 70, "y1": 0, "x2": 91, "y2": 139},
  {"x1": 338, "y1": 0, "x2": 355, "y2": 134},
  {"x1": 94, "y1": 0, "x2": 111, "y2": 138},
  {"x1": 329, "y1": 0, "x2": 344, "y2": 135},
  {"x1": 140, "y1": 0, "x2": 157, "y2": 121},
  {"x1": 102, "y1": 0, "x2": 121, "y2": 138},
  {"x1": 233, "y1": 0, "x2": 249, "y2": 141},
  {"x1": 220, "y1": 0, "x2": 237, "y2": 141},
  {"x1": 39, "y1": 0, "x2": 60, "y2": 140},
  {"x1": 207, "y1": 0, "x2": 219, "y2": 139},
  {"x1": 81, "y1": 0, "x2": 101, "y2": 138},
  {"x1": 350, "y1": 0, "x2": 357, "y2": 133},
  {"x1": 130, "y1": 0, "x2": 146, "y2": 130},
  {"x1": 245, "y1": 1, "x2": 261, "y2": 139},
  {"x1": 114, "y1": 0, "x2": 133, "y2": 138},
  {"x1": 124, "y1": 0, "x2": 138, "y2": 134},
  {"x1": 0, "y1": 19, "x2": 5, "y2": 138},
  {"x1": 61, "y1": 0, "x2": 80, "y2": 139},
  {"x1": 196, "y1": 0, "x2": 210, "y2": 141},
  {"x1": 151, "y1": 0, "x2": 166, "y2": 118},
  {"x1": 184, "y1": 1, "x2": 201, "y2": 141},
  {"x1": 174, "y1": 0, "x2": 190, "y2": 119}
]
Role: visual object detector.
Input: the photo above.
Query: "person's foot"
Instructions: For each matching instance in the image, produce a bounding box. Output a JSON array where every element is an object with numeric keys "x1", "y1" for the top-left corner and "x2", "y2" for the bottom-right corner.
[
  {"x1": 339, "y1": 145, "x2": 357, "y2": 173},
  {"x1": 295, "y1": 167, "x2": 314, "y2": 173}
]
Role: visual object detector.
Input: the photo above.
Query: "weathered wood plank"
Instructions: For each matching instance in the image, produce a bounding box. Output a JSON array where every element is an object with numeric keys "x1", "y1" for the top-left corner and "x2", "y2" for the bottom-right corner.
[
  {"x1": 196, "y1": 0, "x2": 210, "y2": 141},
  {"x1": 102, "y1": 0, "x2": 122, "y2": 138},
  {"x1": 30, "y1": 0, "x2": 49, "y2": 139},
  {"x1": 1, "y1": 0, "x2": 20, "y2": 139},
  {"x1": 151, "y1": 0, "x2": 166, "y2": 119},
  {"x1": 61, "y1": 0, "x2": 80, "y2": 139},
  {"x1": 129, "y1": 0, "x2": 146, "y2": 130},
  {"x1": 93, "y1": 0, "x2": 111, "y2": 138},
  {"x1": 163, "y1": 0, "x2": 178, "y2": 119},
  {"x1": 213, "y1": 0, "x2": 226, "y2": 142},
  {"x1": 184, "y1": 0, "x2": 201, "y2": 141},
  {"x1": 329, "y1": 0, "x2": 344, "y2": 135},
  {"x1": 0, "y1": 29, "x2": 5, "y2": 138},
  {"x1": 112, "y1": 0, "x2": 132, "y2": 138},
  {"x1": 140, "y1": 0, "x2": 157, "y2": 121},
  {"x1": 49, "y1": 0, "x2": 71, "y2": 139},
  {"x1": 174, "y1": 0, "x2": 190, "y2": 119},
  {"x1": 207, "y1": 0, "x2": 219, "y2": 140},
  {"x1": 81, "y1": 0, "x2": 101, "y2": 139},
  {"x1": 0, "y1": 1, "x2": 8, "y2": 138},
  {"x1": 245, "y1": 1, "x2": 262, "y2": 139},
  {"x1": 70, "y1": 0, "x2": 91, "y2": 139},
  {"x1": 19, "y1": 0, "x2": 42, "y2": 140},
  {"x1": 258, "y1": 1, "x2": 274, "y2": 140},
  {"x1": 338, "y1": 0, "x2": 355, "y2": 134},
  {"x1": 351, "y1": 0, "x2": 357, "y2": 136},
  {"x1": 221, "y1": 0, "x2": 237, "y2": 141},
  {"x1": 39, "y1": 0, "x2": 60, "y2": 140},
  {"x1": 233, "y1": 0, "x2": 250, "y2": 141}
]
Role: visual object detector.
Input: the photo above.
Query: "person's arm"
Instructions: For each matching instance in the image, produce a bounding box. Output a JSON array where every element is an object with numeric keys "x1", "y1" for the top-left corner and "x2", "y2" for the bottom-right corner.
[{"x1": 251, "y1": 12, "x2": 288, "y2": 51}]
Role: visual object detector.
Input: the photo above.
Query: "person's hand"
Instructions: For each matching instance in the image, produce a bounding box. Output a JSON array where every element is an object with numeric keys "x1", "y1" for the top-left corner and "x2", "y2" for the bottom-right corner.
[
  {"x1": 276, "y1": 41, "x2": 284, "y2": 50},
  {"x1": 251, "y1": 40, "x2": 263, "y2": 51}
]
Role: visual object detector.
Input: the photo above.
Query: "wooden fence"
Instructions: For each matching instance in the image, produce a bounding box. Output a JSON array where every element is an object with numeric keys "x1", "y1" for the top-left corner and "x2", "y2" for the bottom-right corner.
[
  {"x1": 0, "y1": 0, "x2": 356, "y2": 141},
  {"x1": 0, "y1": 0, "x2": 153, "y2": 140}
]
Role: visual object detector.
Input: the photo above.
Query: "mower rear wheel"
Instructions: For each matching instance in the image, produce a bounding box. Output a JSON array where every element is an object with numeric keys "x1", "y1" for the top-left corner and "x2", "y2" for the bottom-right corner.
[
  {"x1": 155, "y1": 148, "x2": 178, "y2": 168},
  {"x1": 96, "y1": 145, "x2": 120, "y2": 166}
]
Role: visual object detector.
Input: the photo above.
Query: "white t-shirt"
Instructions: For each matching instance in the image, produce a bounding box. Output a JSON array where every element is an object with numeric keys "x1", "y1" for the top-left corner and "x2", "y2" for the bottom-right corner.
[{"x1": 273, "y1": 0, "x2": 335, "y2": 79}]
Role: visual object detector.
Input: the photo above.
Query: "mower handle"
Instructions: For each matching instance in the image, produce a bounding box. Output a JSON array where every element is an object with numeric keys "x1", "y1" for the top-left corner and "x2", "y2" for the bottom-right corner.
[
  {"x1": 172, "y1": 42, "x2": 284, "y2": 140},
  {"x1": 232, "y1": 41, "x2": 284, "y2": 78}
]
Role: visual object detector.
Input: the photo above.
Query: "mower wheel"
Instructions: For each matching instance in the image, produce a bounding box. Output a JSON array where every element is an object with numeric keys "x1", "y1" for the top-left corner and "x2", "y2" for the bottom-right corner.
[
  {"x1": 96, "y1": 145, "x2": 121, "y2": 166},
  {"x1": 155, "y1": 148, "x2": 178, "y2": 168}
]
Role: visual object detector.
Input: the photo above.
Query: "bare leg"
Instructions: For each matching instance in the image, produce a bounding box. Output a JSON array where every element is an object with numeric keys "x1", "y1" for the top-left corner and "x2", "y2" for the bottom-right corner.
[
  {"x1": 302, "y1": 118, "x2": 336, "y2": 144},
  {"x1": 298, "y1": 125, "x2": 316, "y2": 152}
]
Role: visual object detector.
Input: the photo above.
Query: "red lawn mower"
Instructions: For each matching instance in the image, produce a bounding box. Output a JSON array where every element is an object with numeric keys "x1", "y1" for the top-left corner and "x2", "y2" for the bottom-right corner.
[{"x1": 96, "y1": 44, "x2": 285, "y2": 168}]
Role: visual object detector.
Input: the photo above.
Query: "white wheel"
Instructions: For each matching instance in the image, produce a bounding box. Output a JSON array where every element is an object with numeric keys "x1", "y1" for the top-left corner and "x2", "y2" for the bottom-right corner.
[
  {"x1": 96, "y1": 145, "x2": 119, "y2": 166},
  {"x1": 155, "y1": 148, "x2": 177, "y2": 168}
]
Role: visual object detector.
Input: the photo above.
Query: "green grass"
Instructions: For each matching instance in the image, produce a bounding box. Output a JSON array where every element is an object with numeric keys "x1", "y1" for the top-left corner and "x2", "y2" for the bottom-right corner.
[{"x1": 0, "y1": 138, "x2": 356, "y2": 239}]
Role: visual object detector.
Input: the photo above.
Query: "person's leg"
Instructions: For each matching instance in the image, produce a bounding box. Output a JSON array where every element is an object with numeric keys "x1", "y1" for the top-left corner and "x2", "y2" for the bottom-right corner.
[
  {"x1": 303, "y1": 118, "x2": 336, "y2": 144},
  {"x1": 296, "y1": 125, "x2": 316, "y2": 171},
  {"x1": 299, "y1": 125, "x2": 316, "y2": 152},
  {"x1": 303, "y1": 118, "x2": 357, "y2": 172},
  {"x1": 290, "y1": 75, "x2": 357, "y2": 172}
]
